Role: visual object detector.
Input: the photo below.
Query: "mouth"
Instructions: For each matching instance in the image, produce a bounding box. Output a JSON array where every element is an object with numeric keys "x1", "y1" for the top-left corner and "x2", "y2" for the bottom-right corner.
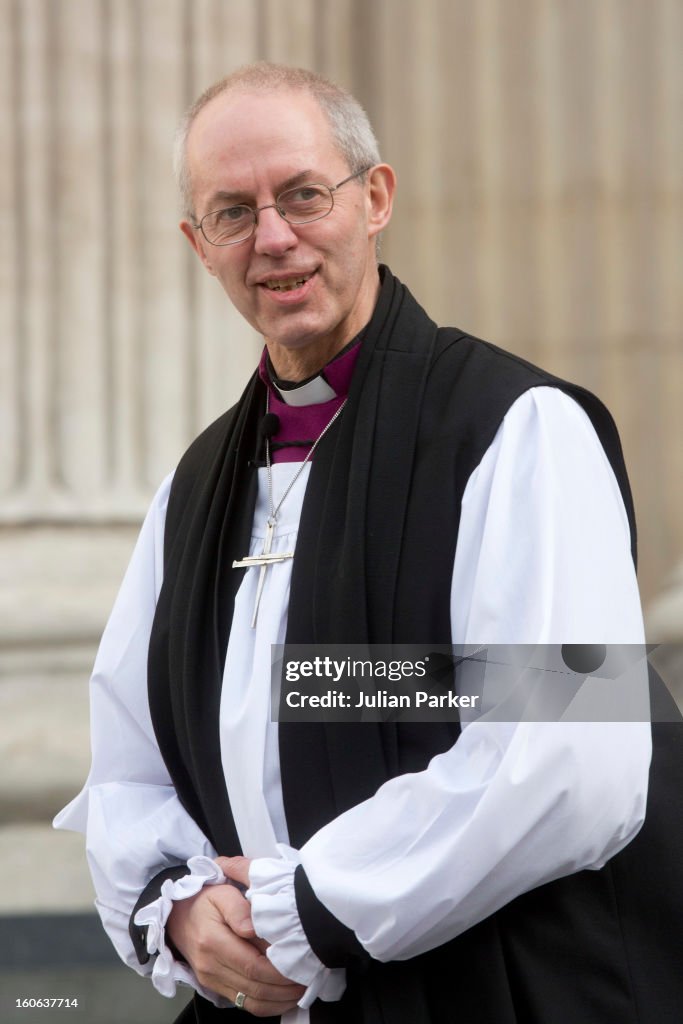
[{"x1": 260, "y1": 271, "x2": 316, "y2": 293}]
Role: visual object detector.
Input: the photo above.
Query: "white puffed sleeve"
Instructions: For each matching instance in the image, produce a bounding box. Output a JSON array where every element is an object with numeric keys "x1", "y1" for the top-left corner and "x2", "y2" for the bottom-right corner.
[
  {"x1": 249, "y1": 387, "x2": 651, "y2": 969},
  {"x1": 53, "y1": 473, "x2": 223, "y2": 1000}
]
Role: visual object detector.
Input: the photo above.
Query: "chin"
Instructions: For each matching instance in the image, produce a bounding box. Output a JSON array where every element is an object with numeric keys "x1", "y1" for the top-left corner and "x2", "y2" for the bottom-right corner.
[{"x1": 267, "y1": 318, "x2": 339, "y2": 354}]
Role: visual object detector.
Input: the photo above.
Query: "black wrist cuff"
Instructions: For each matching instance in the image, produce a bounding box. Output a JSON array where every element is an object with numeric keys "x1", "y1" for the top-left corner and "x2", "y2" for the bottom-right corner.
[
  {"x1": 128, "y1": 864, "x2": 191, "y2": 965},
  {"x1": 294, "y1": 863, "x2": 371, "y2": 969}
]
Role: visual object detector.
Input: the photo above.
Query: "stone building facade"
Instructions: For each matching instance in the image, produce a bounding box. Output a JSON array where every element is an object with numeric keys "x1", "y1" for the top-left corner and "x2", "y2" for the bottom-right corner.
[{"x1": 1, "y1": 0, "x2": 681, "y2": 924}]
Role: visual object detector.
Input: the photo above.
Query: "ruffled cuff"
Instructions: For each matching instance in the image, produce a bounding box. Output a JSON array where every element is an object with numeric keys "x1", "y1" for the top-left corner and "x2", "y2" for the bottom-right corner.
[
  {"x1": 133, "y1": 855, "x2": 231, "y2": 1007},
  {"x1": 247, "y1": 844, "x2": 347, "y2": 1009}
]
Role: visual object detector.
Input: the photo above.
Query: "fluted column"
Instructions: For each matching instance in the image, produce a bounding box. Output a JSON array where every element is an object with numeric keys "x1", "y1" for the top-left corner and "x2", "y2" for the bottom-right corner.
[
  {"x1": 367, "y1": 0, "x2": 683, "y2": 612},
  {"x1": 0, "y1": 0, "x2": 266, "y2": 525},
  {"x1": 0, "y1": 0, "x2": 681, "y2": 924}
]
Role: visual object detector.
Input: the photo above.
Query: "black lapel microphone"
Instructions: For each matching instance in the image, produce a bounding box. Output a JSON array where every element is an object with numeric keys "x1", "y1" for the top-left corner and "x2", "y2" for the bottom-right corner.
[
  {"x1": 250, "y1": 412, "x2": 281, "y2": 468},
  {"x1": 259, "y1": 412, "x2": 281, "y2": 440}
]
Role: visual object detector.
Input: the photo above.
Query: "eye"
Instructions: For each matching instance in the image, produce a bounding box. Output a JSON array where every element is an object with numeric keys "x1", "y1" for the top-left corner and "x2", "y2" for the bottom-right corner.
[
  {"x1": 290, "y1": 187, "x2": 323, "y2": 203},
  {"x1": 217, "y1": 205, "x2": 251, "y2": 222},
  {"x1": 201, "y1": 205, "x2": 254, "y2": 244},
  {"x1": 279, "y1": 185, "x2": 331, "y2": 221}
]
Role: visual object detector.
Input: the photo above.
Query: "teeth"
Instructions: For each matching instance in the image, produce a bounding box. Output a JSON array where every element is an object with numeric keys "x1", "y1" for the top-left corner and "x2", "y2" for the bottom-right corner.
[{"x1": 265, "y1": 274, "x2": 311, "y2": 292}]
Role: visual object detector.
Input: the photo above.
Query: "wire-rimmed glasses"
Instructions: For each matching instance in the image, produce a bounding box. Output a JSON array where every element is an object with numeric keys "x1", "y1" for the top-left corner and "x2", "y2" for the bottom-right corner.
[{"x1": 193, "y1": 165, "x2": 372, "y2": 246}]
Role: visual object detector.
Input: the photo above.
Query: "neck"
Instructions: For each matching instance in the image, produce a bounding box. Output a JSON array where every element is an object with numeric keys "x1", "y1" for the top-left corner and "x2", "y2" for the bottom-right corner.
[{"x1": 267, "y1": 336, "x2": 348, "y2": 383}]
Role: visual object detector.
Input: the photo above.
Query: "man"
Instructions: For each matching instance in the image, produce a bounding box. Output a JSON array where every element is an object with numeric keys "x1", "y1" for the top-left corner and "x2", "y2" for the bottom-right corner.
[{"x1": 56, "y1": 64, "x2": 682, "y2": 1023}]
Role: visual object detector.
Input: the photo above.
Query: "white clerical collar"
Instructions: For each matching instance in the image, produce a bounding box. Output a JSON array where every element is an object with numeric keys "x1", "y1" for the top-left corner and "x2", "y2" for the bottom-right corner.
[{"x1": 271, "y1": 374, "x2": 337, "y2": 407}]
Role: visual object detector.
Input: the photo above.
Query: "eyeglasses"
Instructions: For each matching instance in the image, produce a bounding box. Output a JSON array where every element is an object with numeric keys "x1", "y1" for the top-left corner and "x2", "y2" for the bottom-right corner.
[{"x1": 193, "y1": 165, "x2": 373, "y2": 246}]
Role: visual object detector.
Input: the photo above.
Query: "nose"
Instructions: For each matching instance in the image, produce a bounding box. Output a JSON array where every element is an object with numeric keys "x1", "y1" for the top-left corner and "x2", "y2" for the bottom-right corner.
[{"x1": 252, "y1": 205, "x2": 299, "y2": 256}]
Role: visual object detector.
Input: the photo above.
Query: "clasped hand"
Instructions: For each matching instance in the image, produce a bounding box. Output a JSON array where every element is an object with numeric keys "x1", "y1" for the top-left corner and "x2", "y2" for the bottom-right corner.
[{"x1": 167, "y1": 855, "x2": 305, "y2": 1017}]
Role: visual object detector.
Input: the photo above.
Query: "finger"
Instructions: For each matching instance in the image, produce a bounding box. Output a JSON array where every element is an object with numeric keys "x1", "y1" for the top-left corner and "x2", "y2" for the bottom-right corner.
[
  {"x1": 213, "y1": 931, "x2": 300, "y2": 988},
  {"x1": 229, "y1": 990, "x2": 303, "y2": 1018},
  {"x1": 195, "y1": 944, "x2": 306, "y2": 1007},
  {"x1": 187, "y1": 905, "x2": 299, "y2": 989},
  {"x1": 229, "y1": 972, "x2": 306, "y2": 1002},
  {"x1": 208, "y1": 882, "x2": 256, "y2": 939},
  {"x1": 191, "y1": 935, "x2": 292, "y2": 996},
  {"x1": 200, "y1": 960, "x2": 306, "y2": 1004},
  {"x1": 215, "y1": 855, "x2": 252, "y2": 889}
]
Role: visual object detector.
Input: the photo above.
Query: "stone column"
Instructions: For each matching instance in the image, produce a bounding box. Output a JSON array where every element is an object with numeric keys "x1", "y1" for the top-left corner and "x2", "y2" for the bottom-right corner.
[
  {"x1": 359, "y1": 0, "x2": 683, "y2": 613},
  {"x1": 1, "y1": 0, "x2": 681, "y2": 922},
  {"x1": 0, "y1": 0, "x2": 265, "y2": 916}
]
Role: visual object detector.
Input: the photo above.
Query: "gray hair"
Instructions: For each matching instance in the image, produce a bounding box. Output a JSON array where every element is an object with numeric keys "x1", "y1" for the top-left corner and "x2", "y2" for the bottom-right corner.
[{"x1": 173, "y1": 62, "x2": 381, "y2": 220}]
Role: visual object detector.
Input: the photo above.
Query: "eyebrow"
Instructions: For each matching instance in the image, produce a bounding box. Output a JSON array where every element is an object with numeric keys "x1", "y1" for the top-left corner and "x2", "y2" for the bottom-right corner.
[{"x1": 206, "y1": 170, "x2": 316, "y2": 208}]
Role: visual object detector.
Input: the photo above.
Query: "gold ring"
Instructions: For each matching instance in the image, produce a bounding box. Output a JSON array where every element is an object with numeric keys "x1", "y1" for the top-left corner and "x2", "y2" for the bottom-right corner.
[{"x1": 234, "y1": 991, "x2": 247, "y2": 1010}]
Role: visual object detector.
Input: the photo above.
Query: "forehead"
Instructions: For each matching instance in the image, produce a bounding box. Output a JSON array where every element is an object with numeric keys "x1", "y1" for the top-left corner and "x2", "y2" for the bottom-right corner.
[{"x1": 187, "y1": 89, "x2": 344, "y2": 202}]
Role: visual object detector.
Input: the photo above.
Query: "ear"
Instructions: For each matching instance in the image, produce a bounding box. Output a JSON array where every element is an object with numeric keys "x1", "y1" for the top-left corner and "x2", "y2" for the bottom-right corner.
[
  {"x1": 180, "y1": 220, "x2": 216, "y2": 276},
  {"x1": 366, "y1": 164, "x2": 396, "y2": 240}
]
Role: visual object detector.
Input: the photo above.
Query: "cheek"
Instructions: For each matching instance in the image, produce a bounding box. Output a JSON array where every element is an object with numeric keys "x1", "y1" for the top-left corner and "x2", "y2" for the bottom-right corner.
[
  {"x1": 334, "y1": 241, "x2": 371, "y2": 294},
  {"x1": 211, "y1": 272, "x2": 258, "y2": 327},
  {"x1": 215, "y1": 260, "x2": 249, "y2": 300}
]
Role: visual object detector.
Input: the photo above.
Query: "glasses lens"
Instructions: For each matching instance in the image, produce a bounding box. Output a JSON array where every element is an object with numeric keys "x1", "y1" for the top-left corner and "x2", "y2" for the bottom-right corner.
[
  {"x1": 278, "y1": 185, "x2": 333, "y2": 224},
  {"x1": 202, "y1": 206, "x2": 254, "y2": 244}
]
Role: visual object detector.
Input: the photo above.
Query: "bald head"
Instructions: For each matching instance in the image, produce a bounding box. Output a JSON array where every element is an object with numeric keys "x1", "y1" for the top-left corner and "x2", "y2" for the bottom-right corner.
[{"x1": 174, "y1": 62, "x2": 381, "y2": 219}]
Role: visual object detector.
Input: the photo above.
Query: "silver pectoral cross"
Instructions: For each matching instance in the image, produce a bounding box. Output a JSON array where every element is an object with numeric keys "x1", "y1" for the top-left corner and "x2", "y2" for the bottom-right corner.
[{"x1": 232, "y1": 518, "x2": 294, "y2": 628}]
